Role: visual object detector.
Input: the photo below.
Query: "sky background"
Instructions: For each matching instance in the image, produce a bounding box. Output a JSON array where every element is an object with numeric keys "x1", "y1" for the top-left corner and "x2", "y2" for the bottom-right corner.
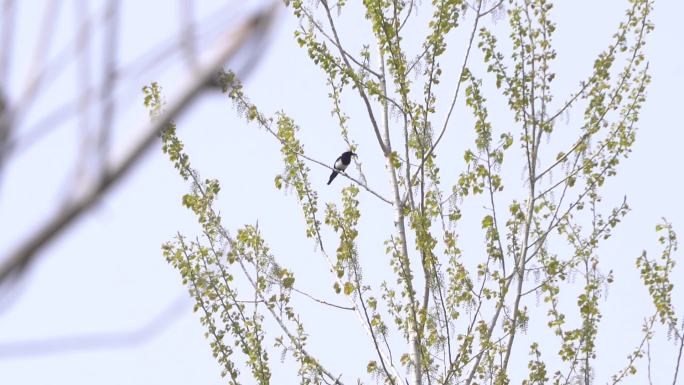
[{"x1": 0, "y1": 0, "x2": 683, "y2": 384}]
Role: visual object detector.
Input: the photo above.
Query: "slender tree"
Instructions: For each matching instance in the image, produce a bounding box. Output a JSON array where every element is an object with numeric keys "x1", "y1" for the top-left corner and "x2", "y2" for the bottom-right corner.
[{"x1": 144, "y1": 1, "x2": 683, "y2": 384}]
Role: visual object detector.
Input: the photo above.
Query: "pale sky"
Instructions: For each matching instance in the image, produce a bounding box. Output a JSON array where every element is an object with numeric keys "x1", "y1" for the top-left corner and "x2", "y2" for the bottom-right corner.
[{"x1": 0, "y1": 1, "x2": 683, "y2": 384}]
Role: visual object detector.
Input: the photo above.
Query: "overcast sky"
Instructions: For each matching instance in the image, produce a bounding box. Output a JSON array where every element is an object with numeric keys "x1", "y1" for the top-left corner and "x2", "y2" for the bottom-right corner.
[{"x1": 0, "y1": 1, "x2": 682, "y2": 384}]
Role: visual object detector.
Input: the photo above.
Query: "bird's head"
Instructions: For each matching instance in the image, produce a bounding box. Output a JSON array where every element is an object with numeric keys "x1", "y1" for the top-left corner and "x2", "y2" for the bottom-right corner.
[{"x1": 345, "y1": 151, "x2": 357, "y2": 157}]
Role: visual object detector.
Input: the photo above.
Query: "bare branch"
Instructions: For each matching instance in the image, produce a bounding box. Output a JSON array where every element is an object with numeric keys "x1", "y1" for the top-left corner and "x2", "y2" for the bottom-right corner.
[
  {"x1": 98, "y1": 0, "x2": 119, "y2": 171},
  {"x1": 0, "y1": 294, "x2": 189, "y2": 358}
]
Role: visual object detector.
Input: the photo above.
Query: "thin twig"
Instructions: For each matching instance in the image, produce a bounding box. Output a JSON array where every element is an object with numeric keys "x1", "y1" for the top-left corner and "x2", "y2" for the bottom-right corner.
[
  {"x1": 320, "y1": 0, "x2": 388, "y2": 155},
  {"x1": 406, "y1": 0, "x2": 483, "y2": 189},
  {"x1": 299, "y1": 7, "x2": 381, "y2": 78},
  {"x1": 673, "y1": 329, "x2": 684, "y2": 385}
]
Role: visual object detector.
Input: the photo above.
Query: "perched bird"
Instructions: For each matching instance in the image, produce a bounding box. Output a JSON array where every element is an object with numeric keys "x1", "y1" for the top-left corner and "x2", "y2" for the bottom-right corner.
[{"x1": 327, "y1": 151, "x2": 357, "y2": 185}]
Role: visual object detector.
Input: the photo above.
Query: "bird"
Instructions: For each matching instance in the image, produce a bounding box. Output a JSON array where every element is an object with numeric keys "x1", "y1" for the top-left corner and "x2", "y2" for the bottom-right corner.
[{"x1": 327, "y1": 151, "x2": 357, "y2": 185}]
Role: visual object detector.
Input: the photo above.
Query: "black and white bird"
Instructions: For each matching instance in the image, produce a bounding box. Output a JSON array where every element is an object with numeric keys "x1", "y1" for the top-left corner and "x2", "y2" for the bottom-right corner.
[{"x1": 327, "y1": 151, "x2": 357, "y2": 185}]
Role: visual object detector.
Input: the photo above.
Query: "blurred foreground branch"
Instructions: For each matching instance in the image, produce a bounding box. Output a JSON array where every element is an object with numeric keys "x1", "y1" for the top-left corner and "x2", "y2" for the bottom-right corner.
[{"x1": 0, "y1": 2, "x2": 278, "y2": 285}]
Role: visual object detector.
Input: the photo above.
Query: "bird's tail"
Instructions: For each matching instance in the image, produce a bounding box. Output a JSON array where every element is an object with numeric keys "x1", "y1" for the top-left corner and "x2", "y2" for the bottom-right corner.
[{"x1": 327, "y1": 171, "x2": 339, "y2": 185}]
